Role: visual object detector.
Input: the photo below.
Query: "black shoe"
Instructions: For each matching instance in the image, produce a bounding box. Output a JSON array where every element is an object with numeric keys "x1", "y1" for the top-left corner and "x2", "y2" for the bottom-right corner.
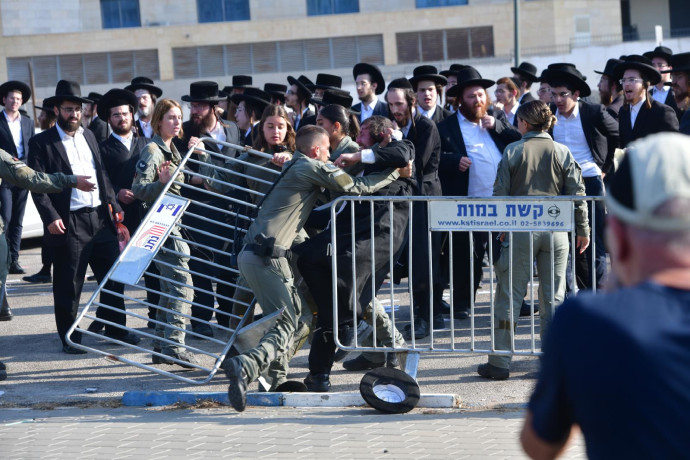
[
  {"x1": 147, "y1": 321, "x2": 155, "y2": 329},
  {"x1": 0, "y1": 306, "x2": 12, "y2": 321},
  {"x1": 0, "y1": 360, "x2": 6, "y2": 381},
  {"x1": 343, "y1": 354, "x2": 385, "y2": 371},
  {"x1": 439, "y1": 300, "x2": 451, "y2": 314},
  {"x1": 22, "y1": 272, "x2": 52, "y2": 283},
  {"x1": 519, "y1": 301, "x2": 539, "y2": 317},
  {"x1": 223, "y1": 358, "x2": 248, "y2": 411},
  {"x1": 62, "y1": 344, "x2": 87, "y2": 355},
  {"x1": 433, "y1": 314, "x2": 445, "y2": 329},
  {"x1": 404, "y1": 318, "x2": 430, "y2": 340},
  {"x1": 191, "y1": 323, "x2": 214, "y2": 339},
  {"x1": 86, "y1": 320, "x2": 104, "y2": 333},
  {"x1": 304, "y1": 373, "x2": 331, "y2": 392},
  {"x1": 9, "y1": 262, "x2": 25, "y2": 275},
  {"x1": 105, "y1": 332, "x2": 141, "y2": 345},
  {"x1": 334, "y1": 320, "x2": 371, "y2": 362},
  {"x1": 453, "y1": 306, "x2": 470, "y2": 320},
  {"x1": 477, "y1": 363, "x2": 510, "y2": 380}
]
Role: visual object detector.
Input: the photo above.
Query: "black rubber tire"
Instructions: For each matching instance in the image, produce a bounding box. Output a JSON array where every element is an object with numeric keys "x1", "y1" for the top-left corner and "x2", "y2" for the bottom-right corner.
[
  {"x1": 360, "y1": 367, "x2": 420, "y2": 414},
  {"x1": 274, "y1": 380, "x2": 308, "y2": 393}
]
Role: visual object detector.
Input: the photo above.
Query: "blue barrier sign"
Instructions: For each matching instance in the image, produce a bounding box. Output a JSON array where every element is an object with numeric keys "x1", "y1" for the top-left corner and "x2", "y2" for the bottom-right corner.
[{"x1": 428, "y1": 199, "x2": 574, "y2": 232}]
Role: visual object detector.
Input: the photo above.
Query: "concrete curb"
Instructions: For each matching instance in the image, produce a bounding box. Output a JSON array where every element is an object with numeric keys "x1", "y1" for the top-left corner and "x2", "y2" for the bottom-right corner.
[{"x1": 122, "y1": 391, "x2": 461, "y2": 409}]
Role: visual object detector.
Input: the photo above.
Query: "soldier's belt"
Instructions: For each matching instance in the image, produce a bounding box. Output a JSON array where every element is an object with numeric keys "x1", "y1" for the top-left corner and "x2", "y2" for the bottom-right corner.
[{"x1": 244, "y1": 243, "x2": 292, "y2": 259}]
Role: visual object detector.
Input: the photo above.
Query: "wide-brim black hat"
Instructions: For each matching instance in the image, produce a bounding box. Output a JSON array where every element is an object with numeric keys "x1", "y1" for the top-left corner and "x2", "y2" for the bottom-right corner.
[
  {"x1": 0, "y1": 80, "x2": 32, "y2": 104},
  {"x1": 387, "y1": 77, "x2": 414, "y2": 91},
  {"x1": 446, "y1": 67, "x2": 495, "y2": 98},
  {"x1": 594, "y1": 58, "x2": 623, "y2": 78},
  {"x1": 96, "y1": 88, "x2": 138, "y2": 121},
  {"x1": 643, "y1": 45, "x2": 673, "y2": 63},
  {"x1": 124, "y1": 76, "x2": 162, "y2": 98},
  {"x1": 87, "y1": 92, "x2": 103, "y2": 104},
  {"x1": 309, "y1": 88, "x2": 359, "y2": 115},
  {"x1": 510, "y1": 61, "x2": 539, "y2": 82},
  {"x1": 312, "y1": 73, "x2": 342, "y2": 91},
  {"x1": 542, "y1": 65, "x2": 591, "y2": 97},
  {"x1": 227, "y1": 75, "x2": 253, "y2": 90},
  {"x1": 287, "y1": 75, "x2": 313, "y2": 101},
  {"x1": 663, "y1": 51, "x2": 690, "y2": 73},
  {"x1": 613, "y1": 55, "x2": 661, "y2": 85},
  {"x1": 230, "y1": 87, "x2": 271, "y2": 112},
  {"x1": 181, "y1": 81, "x2": 228, "y2": 103},
  {"x1": 409, "y1": 65, "x2": 447, "y2": 89},
  {"x1": 440, "y1": 64, "x2": 469, "y2": 78},
  {"x1": 43, "y1": 80, "x2": 92, "y2": 106},
  {"x1": 263, "y1": 83, "x2": 287, "y2": 99},
  {"x1": 353, "y1": 63, "x2": 385, "y2": 95}
]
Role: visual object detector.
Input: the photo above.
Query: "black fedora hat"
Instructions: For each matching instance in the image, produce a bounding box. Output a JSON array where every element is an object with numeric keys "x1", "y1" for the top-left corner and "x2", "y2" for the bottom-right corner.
[
  {"x1": 96, "y1": 88, "x2": 138, "y2": 121},
  {"x1": 409, "y1": 65, "x2": 447, "y2": 89},
  {"x1": 231, "y1": 86, "x2": 271, "y2": 112},
  {"x1": 510, "y1": 61, "x2": 539, "y2": 82},
  {"x1": 312, "y1": 73, "x2": 342, "y2": 91},
  {"x1": 387, "y1": 77, "x2": 414, "y2": 91},
  {"x1": 43, "y1": 80, "x2": 92, "y2": 106},
  {"x1": 222, "y1": 75, "x2": 254, "y2": 95},
  {"x1": 542, "y1": 63, "x2": 591, "y2": 97},
  {"x1": 287, "y1": 75, "x2": 313, "y2": 101},
  {"x1": 181, "y1": 81, "x2": 228, "y2": 103},
  {"x1": 0, "y1": 80, "x2": 32, "y2": 104},
  {"x1": 125, "y1": 76, "x2": 163, "y2": 98},
  {"x1": 440, "y1": 63, "x2": 469, "y2": 78},
  {"x1": 353, "y1": 63, "x2": 385, "y2": 95},
  {"x1": 87, "y1": 92, "x2": 103, "y2": 104},
  {"x1": 643, "y1": 45, "x2": 673, "y2": 63},
  {"x1": 663, "y1": 51, "x2": 690, "y2": 73},
  {"x1": 264, "y1": 83, "x2": 287, "y2": 102},
  {"x1": 310, "y1": 88, "x2": 359, "y2": 115},
  {"x1": 614, "y1": 55, "x2": 661, "y2": 85},
  {"x1": 445, "y1": 67, "x2": 495, "y2": 98},
  {"x1": 594, "y1": 58, "x2": 623, "y2": 78}
]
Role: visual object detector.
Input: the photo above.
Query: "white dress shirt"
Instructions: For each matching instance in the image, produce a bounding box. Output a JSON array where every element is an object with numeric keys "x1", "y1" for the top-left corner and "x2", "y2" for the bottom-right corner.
[
  {"x1": 359, "y1": 99, "x2": 376, "y2": 122},
  {"x1": 56, "y1": 123, "x2": 101, "y2": 211},
  {"x1": 503, "y1": 103, "x2": 519, "y2": 126},
  {"x1": 418, "y1": 104, "x2": 437, "y2": 120},
  {"x1": 456, "y1": 111, "x2": 503, "y2": 197},
  {"x1": 651, "y1": 85, "x2": 670, "y2": 105},
  {"x1": 629, "y1": 98, "x2": 645, "y2": 129},
  {"x1": 139, "y1": 119, "x2": 153, "y2": 138},
  {"x1": 3, "y1": 110, "x2": 24, "y2": 158},
  {"x1": 553, "y1": 103, "x2": 601, "y2": 178},
  {"x1": 112, "y1": 131, "x2": 133, "y2": 151}
]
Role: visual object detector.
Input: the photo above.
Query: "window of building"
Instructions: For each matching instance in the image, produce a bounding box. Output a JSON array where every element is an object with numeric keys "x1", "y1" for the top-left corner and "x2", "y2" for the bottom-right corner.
[
  {"x1": 172, "y1": 34, "x2": 383, "y2": 79},
  {"x1": 101, "y1": 0, "x2": 141, "y2": 29},
  {"x1": 396, "y1": 26, "x2": 494, "y2": 64},
  {"x1": 307, "y1": 0, "x2": 359, "y2": 16},
  {"x1": 197, "y1": 0, "x2": 250, "y2": 23},
  {"x1": 7, "y1": 50, "x2": 158, "y2": 87},
  {"x1": 415, "y1": 0, "x2": 468, "y2": 8}
]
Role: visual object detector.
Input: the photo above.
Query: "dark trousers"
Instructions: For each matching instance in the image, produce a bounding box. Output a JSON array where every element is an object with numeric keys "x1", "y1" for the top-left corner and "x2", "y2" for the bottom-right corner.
[
  {"x1": 574, "y1": 176, "x2": 607, "y2": 290},
  {"x1": 448, "y1": 231, "x2": 489, "y2": 308},
  {"x1": 53, "y1": 207, "x2": 125, "y2": 346},
  {"x1": 410, "y1": 202, "x2": 443, "y2": 321},
  {"x1": 0, "y1": 184, "x2": 28, "y2": 262}
]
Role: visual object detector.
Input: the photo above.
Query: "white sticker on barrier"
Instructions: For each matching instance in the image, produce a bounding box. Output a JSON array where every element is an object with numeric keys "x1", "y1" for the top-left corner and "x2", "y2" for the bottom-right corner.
[
  {"x1": 428, "y1": 199, "x2": 574, "y2": 232},
  {"x1": 110, "y1": 194, "x2": 190, "y2": 285}
]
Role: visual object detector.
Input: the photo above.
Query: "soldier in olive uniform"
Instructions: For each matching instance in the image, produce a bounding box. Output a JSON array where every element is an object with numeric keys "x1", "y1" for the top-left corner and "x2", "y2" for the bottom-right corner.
[
  {"x1": 0, "y1": 148, "x2": 95, "y2": 381},
  {"x1": 131, "y1": 99, "x2": 196, "y2": 367},
  {"x1": 222, "y1": 125, "x2": 409, "y2": 412}
]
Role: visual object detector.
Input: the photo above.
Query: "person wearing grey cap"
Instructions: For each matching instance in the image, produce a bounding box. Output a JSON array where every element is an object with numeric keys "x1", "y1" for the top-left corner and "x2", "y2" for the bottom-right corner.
[{"x1": 521, "y1": 132, "x2": 690, "y2": 459}]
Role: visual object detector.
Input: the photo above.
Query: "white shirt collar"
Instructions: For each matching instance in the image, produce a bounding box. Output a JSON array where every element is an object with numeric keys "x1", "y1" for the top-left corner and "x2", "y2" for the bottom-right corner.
[
  {"x1": 3, "y1": 109, "x2": 20, "y2": 123},
  {"x1": 112, "y1": 131, "x2": 133, "y2": 145},
  {"x1": 556, "y1": 101, "x2": 580, "y2": 120},
  {"x1": 55, "y1": 123, "x2": 84, "y2": 140}
]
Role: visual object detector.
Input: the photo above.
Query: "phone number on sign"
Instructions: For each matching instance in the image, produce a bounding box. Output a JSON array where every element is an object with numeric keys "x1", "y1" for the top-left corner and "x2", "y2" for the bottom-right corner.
[{"x1": 520, "y1": 220, "x2": 566, "y2": 227}]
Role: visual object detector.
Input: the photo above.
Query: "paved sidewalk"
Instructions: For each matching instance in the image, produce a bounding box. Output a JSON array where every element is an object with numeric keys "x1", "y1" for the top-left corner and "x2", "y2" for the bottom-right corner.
[{"x1": 0, "y1": 407, "x2": 585, "y2": 459}]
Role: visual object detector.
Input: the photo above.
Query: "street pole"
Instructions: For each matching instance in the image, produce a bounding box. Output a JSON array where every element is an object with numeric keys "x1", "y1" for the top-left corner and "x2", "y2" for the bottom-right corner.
[{"x1": 514, "y1": 0, "x2": 520, "y2": 67}]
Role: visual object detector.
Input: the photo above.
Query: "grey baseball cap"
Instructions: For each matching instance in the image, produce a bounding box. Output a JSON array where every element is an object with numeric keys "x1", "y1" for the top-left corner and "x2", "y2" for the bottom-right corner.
[{"x1": 607, "y1": 133, "x2": 690, "y2": 232}]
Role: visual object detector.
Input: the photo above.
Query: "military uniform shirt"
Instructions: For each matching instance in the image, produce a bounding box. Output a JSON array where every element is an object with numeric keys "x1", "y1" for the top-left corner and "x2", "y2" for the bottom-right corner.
[{"x1": 132, "y1": 135, "x2": 185, "y2": 204}]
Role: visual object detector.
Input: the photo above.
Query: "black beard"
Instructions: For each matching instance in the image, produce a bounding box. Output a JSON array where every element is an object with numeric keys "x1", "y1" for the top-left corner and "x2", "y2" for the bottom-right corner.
[
  {"x1": 188, "y1": 110, "x2": 216, "y2": 137},
  {"x1": 112, "y1": 121, "x2": 132, "y2": 136},
  {"x1": 56, "y1": 113, "x2": 80, "y2": 132}
]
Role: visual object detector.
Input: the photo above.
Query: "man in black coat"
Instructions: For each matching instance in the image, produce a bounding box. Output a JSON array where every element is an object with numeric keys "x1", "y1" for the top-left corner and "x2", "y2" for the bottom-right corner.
[
  {"x1": 643, "y1": 46, "x2": 680, "y2": 117},
  {"x1": 0, "y1": 80, "x2": 35, "y2": 274},
  {"x1": 615, "y1": 55, "x2": 679, "y2": 148},
  {"x1": 86, "y1": 92, "x2": 108, "y2": 144},
  {"x1": 410, "y1": 65, "x2": 453, "y2": 124},
  {"x1": 386, "y1": 77, "x2": 444, "y2": 339},
  {"x1": 437, "y1": 67, "x2": 521, "y2": 315},
  {"x1": 28, "y1": 80, "x2": 138, "y2": 353},
  {"x1": 124, "y1": 76, "x2": 162, "y2": 140},
  {"x1": 511, "y1": 61, "x2": 539, "y2": 104},
  {"x1": 97, "y1": 88, "x2": 160, "y2": 328},
  {"x1": 174, "y1": 81, "x2": 242, "y2": 336},
  {"x1": 543, "y1": 63, "x2": 619, "y2": 291},
  {"x1": 664, "y1": 52, "x2": 690, "y2": 135},
  {"x1": 352, "y1": 62, "x2": 389, "y2": 123}
]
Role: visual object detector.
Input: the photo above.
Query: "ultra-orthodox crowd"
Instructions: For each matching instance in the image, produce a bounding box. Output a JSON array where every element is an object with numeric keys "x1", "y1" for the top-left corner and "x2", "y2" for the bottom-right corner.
[{"x1": 0, "y1": 48, "x2": 688, "y2": 408}]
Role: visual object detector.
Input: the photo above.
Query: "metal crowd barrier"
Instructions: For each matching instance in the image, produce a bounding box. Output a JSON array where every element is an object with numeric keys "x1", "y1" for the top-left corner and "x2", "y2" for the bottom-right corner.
[
  {"x1": 330, "y1": 195, "x2": 603, "y2": 379},
  {"x1": 66, "y1": 137, "x2": 281, "y2": 384}
]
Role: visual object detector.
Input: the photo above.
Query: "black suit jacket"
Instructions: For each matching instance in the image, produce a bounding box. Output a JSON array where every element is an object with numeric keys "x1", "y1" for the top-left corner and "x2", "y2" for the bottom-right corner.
[
  {"x1": 650, "y1": 87, "x2": 681, "y2": 120},
  {"x1": 519, "y1": 92, "x2": 536, "y2": 104},
  {"x1": 352, "y1": 99, "x2": 389, "y2": 122},
  {"x1": 437, "y1": 109, "x2": 521, "y2": 197},
  {"x1": 135, "y1": 119, "x2": 152, "y2": 140},
  {"x1": 28, "y1": 126, "x2": 121, "y2": 246},
  {"x1": 404, "y1": 113, "x2": 442, "y2": 196},
  {"x1": 0, "y1": 110, "x2": 35, "y2": 161},
  {"x1": 99, "y1": 134, "x2": 149, "y2": 232},
  {"x1": 619, "y1": 99, "x2": 679, "y2": 148},
  {"x1": 679, "y1": 109, "x2": 690, "y2": 136},
  {"x1": 549, "y1": 101, "x2": 620, "y2": 174},
  {"x1": 295, "y1": 108, "x2": 315, "y2": 131},
  {"x1": 88, "y1": 117, "x2": 109, "y2": 144},
  {"x1": 429, "y1": 105, "x2": 453, "y2": 124}
]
